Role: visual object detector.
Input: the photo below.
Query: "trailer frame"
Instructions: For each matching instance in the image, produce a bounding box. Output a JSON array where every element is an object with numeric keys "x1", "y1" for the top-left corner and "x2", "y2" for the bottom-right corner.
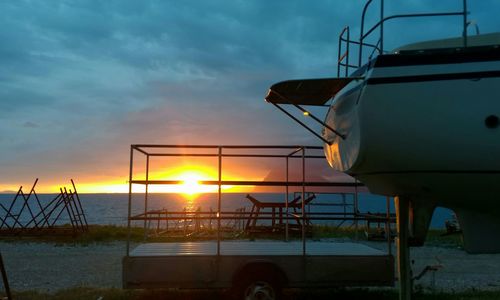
[{"x1": 123, "y1": 144, "x2": 395, "y2": 297}]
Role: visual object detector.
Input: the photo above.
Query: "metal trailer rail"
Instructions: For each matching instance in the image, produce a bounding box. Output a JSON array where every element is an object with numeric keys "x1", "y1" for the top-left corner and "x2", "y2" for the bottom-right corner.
[{"x1": 124, "y1": 145, "x2": 395, "y2": 297}]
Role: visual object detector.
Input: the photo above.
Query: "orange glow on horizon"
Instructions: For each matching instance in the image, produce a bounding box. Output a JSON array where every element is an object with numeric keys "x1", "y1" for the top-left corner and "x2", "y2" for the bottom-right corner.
[{"x1": 1, "y1": 163, "x2": 268, "y2": 194}]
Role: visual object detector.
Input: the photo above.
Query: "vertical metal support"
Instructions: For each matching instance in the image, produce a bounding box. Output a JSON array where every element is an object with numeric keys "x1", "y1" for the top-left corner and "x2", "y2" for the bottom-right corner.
[
  {"x1": 301, "y1": 147, "x2": 306, "y2": 256},
  {"x1": 359, "y1": 0, "x2": 373, "y2": 66},
  {"x1": 386, "y1": 196, "x2": 392, "y2": 257},
  {"x1": 380, "y1": 0, "x2": 384, "y2": 53},
  {"x1": 285, "y1": 156, "x2": 289, "y2": 242},
  {"x1": 71, "y1": 179, "x2": 88, "y2": 230},
  {"x1": 337, "y1": 30, "x2": 342, "y2": 77},
  {"x1": 65, "y1": 187, "x2": 84, "y2": 232},
  {"x1": 126, "y1": 146, "x2": 134, "y2": 256},
  {"x1": 17, "y1": 180, "x2": 39, "y2": 229},
  {"x1": 463, "y1": 0, "x2": 468, "y2": 47},
  {"x1": 61, "y1": 188, "x2": 77, "y2": 231},
  {"x1": 32, "y1": 185, "x2": 47, "y2": 229},
  {"x1": 354, "y1": 178, "x2": 359, "y2": 241},
  {"x1": 144, "y1": 155, "x2": 150, "y2": 239},
  {"x1": 346, "y1": 28, "x2": 350, "y2": 76},
  {"x1": 337, "y1": 26, "x2": 351, "y2": 77},
  {"x1": 217, "y1": 146, "x2": 222, "y2": 256},
  {"x1": 395, "y1": 196, "x2": 412, "y2": 300},
  {"x1": 68, "y1": 190, "x2": 83, "y2": 232}
]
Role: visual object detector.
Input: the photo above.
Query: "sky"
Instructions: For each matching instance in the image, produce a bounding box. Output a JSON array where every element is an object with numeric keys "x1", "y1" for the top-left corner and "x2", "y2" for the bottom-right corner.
[{"x1": 1, "y1": 0, "x2": 499, "y2": 193}]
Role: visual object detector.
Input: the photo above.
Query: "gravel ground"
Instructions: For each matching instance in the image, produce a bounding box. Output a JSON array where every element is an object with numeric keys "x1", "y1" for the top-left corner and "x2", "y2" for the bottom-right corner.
[
  {"x1": 1, "y1": 241, "x2": 500, "y2": 293},
  {"x1": 409, "y1": 246, "x2": 500, "y2": 292},
  {"x1": 1, "y1": 242, "x2": 126, "y2": 292}
]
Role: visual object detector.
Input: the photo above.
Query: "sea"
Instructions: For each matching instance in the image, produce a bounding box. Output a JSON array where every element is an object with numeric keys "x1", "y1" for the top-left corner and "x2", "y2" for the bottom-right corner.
[{"x1": 0, "y1": 192, "x2": 454, "y2": 229}]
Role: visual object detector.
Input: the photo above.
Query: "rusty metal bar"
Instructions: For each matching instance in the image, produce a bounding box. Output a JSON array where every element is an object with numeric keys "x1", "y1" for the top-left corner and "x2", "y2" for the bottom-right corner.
[
  {"x1": 290, "y1": 102, "x2": 347, "y2": 140},
  {"x1": 146, "y1": 153, "x2": 325, "y2": 158},
  {"x1": 48, "y1": 195, "x2": 68, "y2": 228},
  {"x1": 71, "y1": 179, "x2": 88, "y2": 230},
  {"x1": 126, "y1": 145, "x2": 134, "y2": 256},
  {"x1": 0, "y1": 202, "x2": 23, "y2": 230},
  {"x1": 61, "y1": 188, "x2": 77, "y2": 231},
  {"x1": 273, "y1": 103, "x2": 332, "y2": 145},
  {"x1": 130, "y1": 180, "x2": 362, "y2": 187},
  {"x1": 31, "y1": 185, "x2": 47, "y2": 229},
  {"x1": 64, "y1": 188, "x2": 81, "y2": 232},
  {"x1": 67, "y1": 188, "x2": 86, "y2": 233},
  {"x1": 144, "y1": 154, "x2": 150, "y2": 239},
  {"x1": 0, "y1": 179, "x2": 88, "y2": 236},
  {"x1": 36, "y1": 193, "x2": 63, "y2": 228},
  {"x1": 129, "y1": 215, "x2": 390, "y2": 222},
  {"x1": 217, "y1": 146, "x2": 222, "y2": 256},
  {"x1": 14, "y1": 179, "x2": 40, "y2": 230},
  {"x1": 132, "y1": 145, "x2": 149, "y2": 155},
  {"x1": 65, "y1": 188, "x2": 83, "y2": 232},
  {"x1": 132, "y1": 211, "x2": 380, "y2": 217},
  {"x1": 0, "y1": 186, "x2": 23, "y2": 229},
  {"x1": 38, "y1": 193, "x2": 65, "y2": 228},
  {"x1": 133, "y1": 144, "x2": 322, "y2": 150}
]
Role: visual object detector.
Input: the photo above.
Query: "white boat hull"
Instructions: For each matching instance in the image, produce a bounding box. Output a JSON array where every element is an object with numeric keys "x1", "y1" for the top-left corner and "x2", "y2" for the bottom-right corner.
[{"x1": 324, "y1": 49, "x2": 500, "y2": 252}]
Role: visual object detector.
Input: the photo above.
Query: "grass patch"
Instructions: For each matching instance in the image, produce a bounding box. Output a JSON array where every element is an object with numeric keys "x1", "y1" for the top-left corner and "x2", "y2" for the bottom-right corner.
[
  {"x1": 311, "y1": 224, "x2": 368, "y2": 239},
  {"x1": 0, "y1": 225, "x2": 142, "y2": 245},
  {"x1": 424, "y1": 229, "x2": 463, "y2": 248},
  {"x1": 0, "y1": 225, "x2": 245, "y2": 244},
  {"x1": 0, "y1": 224, "x2": 464, "y2": 248}
]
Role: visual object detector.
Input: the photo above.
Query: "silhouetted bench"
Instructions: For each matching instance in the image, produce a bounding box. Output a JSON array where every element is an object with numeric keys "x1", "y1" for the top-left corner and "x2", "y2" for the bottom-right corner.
[{"x1": 245, "y1": 193, "x2": 316, "y2": 231}]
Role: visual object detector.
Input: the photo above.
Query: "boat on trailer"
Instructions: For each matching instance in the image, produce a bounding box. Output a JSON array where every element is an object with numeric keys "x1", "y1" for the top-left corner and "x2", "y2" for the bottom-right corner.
[
  {"x1": 323, "y1": 32, "x2": 500, "y2": 254},
  {"x1": 266, "y1": 1, "x2": 500, "y2": 298},
  {"x1": 267, "y1": 0, "x2": 500, "y2": 254}
]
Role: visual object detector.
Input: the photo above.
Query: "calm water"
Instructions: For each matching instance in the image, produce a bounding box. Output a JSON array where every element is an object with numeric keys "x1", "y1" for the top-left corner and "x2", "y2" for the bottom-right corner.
[{"x1": 0, "y1": 192, "x2": 453, "y2": 228}]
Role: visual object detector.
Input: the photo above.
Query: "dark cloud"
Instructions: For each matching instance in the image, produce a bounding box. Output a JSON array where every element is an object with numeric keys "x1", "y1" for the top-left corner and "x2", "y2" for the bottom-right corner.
[{"x1": 0, "y1": 0, "x2": 499, "y2": 189}]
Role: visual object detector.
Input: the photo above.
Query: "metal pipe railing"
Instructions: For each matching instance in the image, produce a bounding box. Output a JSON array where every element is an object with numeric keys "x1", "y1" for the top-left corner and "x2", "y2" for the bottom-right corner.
[
  {"x1": 357, "y1": 0, "x2": 468, "y2": 67},
  {"x1": 217, "y1": 146, "x2": 222, "y2": 256},
  {"x1": 126, "y1": 146, "x2": 134, "y2": 256}
]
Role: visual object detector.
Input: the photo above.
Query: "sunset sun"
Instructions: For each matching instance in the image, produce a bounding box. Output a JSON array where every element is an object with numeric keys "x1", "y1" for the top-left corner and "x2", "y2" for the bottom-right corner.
[
  {"x1": 174, "y1": 170, "x2": 218, "y2": 197},
  {"x1": 178, "y1": 172, "x2": 204, "y2": 196}
]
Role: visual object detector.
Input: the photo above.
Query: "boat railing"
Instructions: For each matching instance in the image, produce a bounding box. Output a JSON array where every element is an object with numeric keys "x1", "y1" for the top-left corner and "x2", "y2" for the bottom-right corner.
[
  {"x1": 338, "y1": 0, "x2": 469, "y2": 76},
  {"x1": 337, "y1": 26, "x2": 379, "y2": 77}
]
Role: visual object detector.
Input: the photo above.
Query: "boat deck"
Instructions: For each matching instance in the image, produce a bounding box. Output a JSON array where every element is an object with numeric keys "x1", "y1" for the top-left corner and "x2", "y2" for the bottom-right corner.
[{"x1": 130, "y1": 241, "x2": 386, "y2": 257}]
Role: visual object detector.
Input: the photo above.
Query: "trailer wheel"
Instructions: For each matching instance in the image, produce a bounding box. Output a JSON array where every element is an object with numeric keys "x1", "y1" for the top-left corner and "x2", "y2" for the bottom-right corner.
[{"x1": 232, "y1": 266, "x2": 284, "y2": 300}]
